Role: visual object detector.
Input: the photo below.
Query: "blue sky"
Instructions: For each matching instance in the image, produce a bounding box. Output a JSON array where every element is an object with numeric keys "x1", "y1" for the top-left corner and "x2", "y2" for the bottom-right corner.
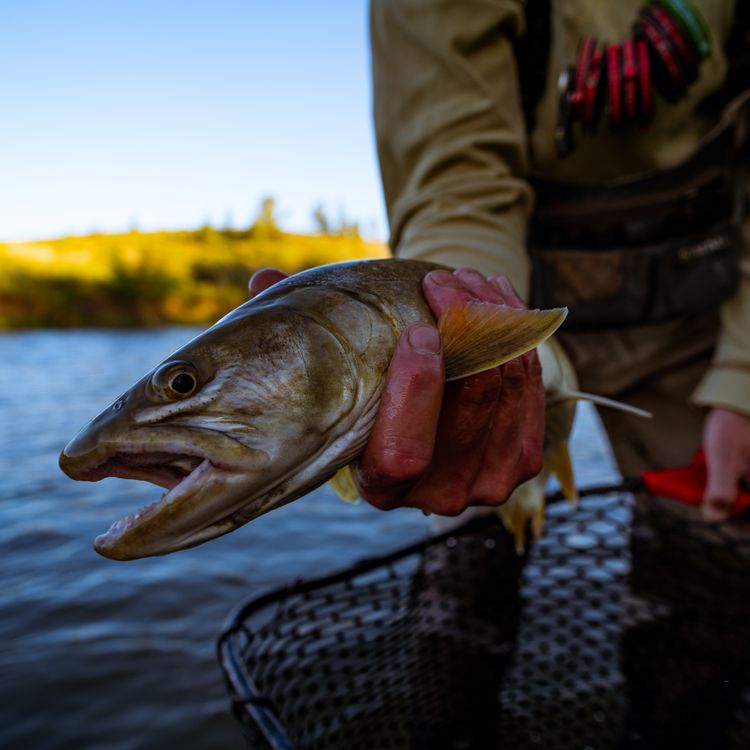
[{"x1": 1, "y1": 1, "x2": 386, "y2": 241}]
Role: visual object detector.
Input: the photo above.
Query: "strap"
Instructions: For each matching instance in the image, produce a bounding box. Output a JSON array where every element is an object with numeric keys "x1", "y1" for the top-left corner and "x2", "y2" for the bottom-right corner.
[{"x1": 514, "y1": 0, "x2": 552, "y2": 133}]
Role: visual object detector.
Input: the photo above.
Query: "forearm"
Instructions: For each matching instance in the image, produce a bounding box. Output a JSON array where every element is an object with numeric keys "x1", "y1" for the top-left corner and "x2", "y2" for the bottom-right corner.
[
  {"x1": 371, "y1": 0, "x2": 533, "y2": 298},
  {"x1": 692, "y1": 179, "x2": 750, "y2": 417}
]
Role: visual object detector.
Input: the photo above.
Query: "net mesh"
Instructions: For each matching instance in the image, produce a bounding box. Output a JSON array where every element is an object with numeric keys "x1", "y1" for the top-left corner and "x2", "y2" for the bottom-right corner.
[{"x1": 218, "y1": 492, "x2": 750, "y2": 750}]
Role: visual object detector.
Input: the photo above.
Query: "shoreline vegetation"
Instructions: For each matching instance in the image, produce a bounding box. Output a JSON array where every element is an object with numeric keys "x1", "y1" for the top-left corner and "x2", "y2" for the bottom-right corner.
[{"x1": 0, "y1": 201, "x2": 388, "y2": 329}]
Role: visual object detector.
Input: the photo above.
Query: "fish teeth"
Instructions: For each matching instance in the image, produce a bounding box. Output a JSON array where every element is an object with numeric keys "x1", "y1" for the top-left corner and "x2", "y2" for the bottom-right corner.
[
  {"x1": 104, "y1": 496, "x2": 167, "y2": 537},
  {"x1": 102, "y1": 461, "x2": 208, "y2": 541},
  {"x1": 134, "y1": 498, "x2": 163, "y2": 520}
]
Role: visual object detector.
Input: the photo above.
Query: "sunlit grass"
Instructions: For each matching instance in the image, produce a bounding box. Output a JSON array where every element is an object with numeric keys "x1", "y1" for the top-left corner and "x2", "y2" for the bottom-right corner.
[{"x1": 0, "y1": 228, "x2": 389, "y2": 328}]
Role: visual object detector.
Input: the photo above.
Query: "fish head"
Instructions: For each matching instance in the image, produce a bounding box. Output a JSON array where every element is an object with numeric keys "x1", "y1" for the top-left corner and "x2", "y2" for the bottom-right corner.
[{"x1": 59, "y1": 302, "x2": 360, "y2": 560}]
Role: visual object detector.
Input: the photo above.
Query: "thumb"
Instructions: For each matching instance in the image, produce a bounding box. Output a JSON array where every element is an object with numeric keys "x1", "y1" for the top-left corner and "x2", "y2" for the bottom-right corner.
[
  {"x1": 703, "y1": 450, "x2": 742, "y2": 522},
  {"x1": 249, "y1": 268, "x2": 287, "y2": 297}
]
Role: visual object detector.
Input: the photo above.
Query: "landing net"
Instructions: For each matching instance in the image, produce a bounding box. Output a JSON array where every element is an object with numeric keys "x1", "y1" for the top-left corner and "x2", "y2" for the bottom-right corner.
[{"x1": 218, "y1": 491, "x2": 750, "y2": 750}]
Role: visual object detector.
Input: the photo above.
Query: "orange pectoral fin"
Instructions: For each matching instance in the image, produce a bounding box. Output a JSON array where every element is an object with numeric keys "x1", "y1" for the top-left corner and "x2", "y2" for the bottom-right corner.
[{"x1": 438, "y1": 302, "x2": 567, "y2": 381}]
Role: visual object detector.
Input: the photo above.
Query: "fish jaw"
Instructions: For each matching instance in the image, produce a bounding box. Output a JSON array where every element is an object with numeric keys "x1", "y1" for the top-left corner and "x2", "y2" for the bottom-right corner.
[
  {"x1": 60, "y1": 411, "x2": 374, "y2": 559},
  {"x1": 93, "y1": 458, "x2": 257, "y2": 560},
  {"x1": 59, "y1": 429, "x2": 271, "y2": 559}
]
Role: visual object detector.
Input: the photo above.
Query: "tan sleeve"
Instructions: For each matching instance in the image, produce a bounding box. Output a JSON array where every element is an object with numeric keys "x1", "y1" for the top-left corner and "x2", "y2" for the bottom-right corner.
[
  {"x1": 371, "y1": 0, "x2": 533, "y2": 299},
  {"x1": 692, "y1": 207, "x2": 750, "y2": 416}
]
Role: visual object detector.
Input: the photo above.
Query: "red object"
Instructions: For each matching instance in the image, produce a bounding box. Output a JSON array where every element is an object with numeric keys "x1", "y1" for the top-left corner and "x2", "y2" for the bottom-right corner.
[
  {"x1": 622, "y1": 39, "x2": 638, "y2": 124},
  {"x1": 573, "y1": 36, "x2": 596, "y2": 117},
  {"x1": 583, "y1": 48, "x2": 604, "y2": 129},
  {"x1": 639, "y1": 17, "x2": 687, "y2": 99},
  {"x1": 641, "y1": 450, "x2": 750, "y2": 520},
  {"x1": 649, "y1": 5, "x2": 698, "y2": 79},
  {"x1": 606, "y1": 43, "x2": 623, "y2": 128}
]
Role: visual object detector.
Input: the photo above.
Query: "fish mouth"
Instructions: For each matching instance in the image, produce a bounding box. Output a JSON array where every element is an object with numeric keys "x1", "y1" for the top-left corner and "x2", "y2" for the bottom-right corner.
[
  {"x1": 60, "y1": 445, "x2": 254, "y2": 560},
  {"x1": 76, "y1": 450, "x2": 205, "y2": 489}
]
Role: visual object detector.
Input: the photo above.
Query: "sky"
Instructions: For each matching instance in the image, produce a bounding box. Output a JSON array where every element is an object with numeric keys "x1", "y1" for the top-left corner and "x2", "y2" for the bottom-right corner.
[{"x1": 1, "y1": 1, "x2": 387, "y2": 241}]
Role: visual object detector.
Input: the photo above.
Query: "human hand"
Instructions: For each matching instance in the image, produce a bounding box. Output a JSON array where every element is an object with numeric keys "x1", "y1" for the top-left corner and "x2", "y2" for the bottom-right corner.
[
  {"x1": 249, "y1": 268, "x2": 287, "y2": 296},
  {"x1": 360, "y1": 267, "x2": 545, "y2": 515},
  {"x1": 249, "y1": 266, "x2": 546, "y2": 516},
  {"x1": 702, "y1": 407, "x2": 750, "y2": 522}
]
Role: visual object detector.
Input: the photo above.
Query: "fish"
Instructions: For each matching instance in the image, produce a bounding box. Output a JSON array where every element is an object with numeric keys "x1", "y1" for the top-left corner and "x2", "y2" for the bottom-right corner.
[{"x1": 59, "y1": 258, "x2": 644, "y2": 560}]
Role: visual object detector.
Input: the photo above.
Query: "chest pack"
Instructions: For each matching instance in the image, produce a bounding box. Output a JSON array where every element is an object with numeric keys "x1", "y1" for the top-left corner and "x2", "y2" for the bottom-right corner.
[
  {"x1": 519, "y1": 3, "x2": 750, "y2": 329},
  {"x1": 528, "y1": 90, "x2": 748, "y2": 328}
]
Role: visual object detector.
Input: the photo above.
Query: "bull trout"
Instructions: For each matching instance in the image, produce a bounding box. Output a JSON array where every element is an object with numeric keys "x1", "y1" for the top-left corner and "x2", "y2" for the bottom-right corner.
[{"x1": 59, "y1": 259, "x2": 643, "y2": 560}]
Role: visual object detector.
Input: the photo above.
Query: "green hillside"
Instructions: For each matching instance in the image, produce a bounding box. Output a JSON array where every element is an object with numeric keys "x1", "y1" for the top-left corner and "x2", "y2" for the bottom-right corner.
[{"x1": 0, "y1": 227, "x2": 388, "y2": 328}]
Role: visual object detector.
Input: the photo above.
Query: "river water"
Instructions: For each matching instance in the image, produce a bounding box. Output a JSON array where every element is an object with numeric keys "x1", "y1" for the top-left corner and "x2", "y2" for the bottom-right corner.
[{"x1": 0, "y1": 329, "x2": 617, "y2": 750}]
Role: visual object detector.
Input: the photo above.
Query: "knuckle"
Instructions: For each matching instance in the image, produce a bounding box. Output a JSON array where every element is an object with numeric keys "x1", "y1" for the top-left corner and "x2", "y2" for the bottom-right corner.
[
  {"x1": 501, "y1": 359, "x2": 526, "y2": 390},
  {"x1": 470, "y1": 480, "x2": 512, "y2": 507},
  {"x1": 521, "y1": 441, "x2": 544, "y2": 480},
  {"x1": 361, "y1": 493, "x2": 397, "y2": 512},
  {"x1": 519, "y1": 456, "x2": 543, "y2": 483},
  {"x1": 455, "y1": 370, "x2": 502, "y2": 405},
  {"x1": 472, "y1": 490, "x2": 508, "y2": 507},
  {"x1": 373, "y1": 448, "x2": 431, "y2": 486},
  {"x1": 439, "y1": 494, "x2": 469, "y2": 516},
  {"x1": 421, "y1": 483, "x2": 469, "y2": 516}
]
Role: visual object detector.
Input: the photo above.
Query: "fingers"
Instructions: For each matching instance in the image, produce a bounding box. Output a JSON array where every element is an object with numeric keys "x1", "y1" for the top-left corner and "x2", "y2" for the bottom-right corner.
[
  {"x1": 486, "y1": 273, "x2": 545, "y2": 484},
  {"x1": 701, "y1": 407, "x2": 750, "y2": 522},
  {"x1": 469, "y1": 345, "x2": 545, "y2": 503},
  {"x1": 703, "y1": 441, "x2": 743, "y2": 522},
  {"x1": 452, "y1": 268, "x2": 507, "y2": 304},
  {"x1": 489, "y1": 273, "x2": 526, "y2": 309},
  {"x1": 468, "y1": 357, "x2": 527, "y2": 505},
  {"x1": 517, "y1": 350, "x2": 546, "y2": 480},
  {"x1": 422, "y1": 267, "x2": 504, "y2": 316},
  {"x1": 361, "y1": 267, "x2": 546, "y2": 517},
  {"x1": 404, "y1": 368, "x2": 503, "y2": 515},
  {"x1": 356, "y1": 323, "x2": 444, "y2": 510},
  {"x1": 413, "y1": 269, "x2": 517, "y2": 512},
  {"x1": 249, "y1": 268, "x2": 287, "y2": 297}
]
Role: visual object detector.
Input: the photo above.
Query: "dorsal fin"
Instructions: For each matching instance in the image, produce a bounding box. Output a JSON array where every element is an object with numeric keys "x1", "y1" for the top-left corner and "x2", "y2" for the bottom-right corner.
[{"x1": 438, "y1": 302, "x2": 567, "y2": 381}]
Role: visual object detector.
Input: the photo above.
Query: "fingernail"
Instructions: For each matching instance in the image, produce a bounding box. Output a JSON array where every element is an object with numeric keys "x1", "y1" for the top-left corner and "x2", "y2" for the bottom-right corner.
[
  {"x1": 407, "y1": 324, "x2": 441, "y2": 354},
  {"x1": 455, "y1": 267, "x2": 485, "y2": 282},
  {"x1": 489, "y1": 275, "x2": 513, "y2": 294},
  {"x1": 426, "y1": 270, "x2": 458, "y2": 287}
]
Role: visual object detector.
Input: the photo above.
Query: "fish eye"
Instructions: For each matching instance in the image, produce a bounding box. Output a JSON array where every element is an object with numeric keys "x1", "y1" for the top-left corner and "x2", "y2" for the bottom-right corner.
[
  {"x1": 150, "y1": 362, "x2": 199, "y2": 400},
  {"x1": 170, "y1": 372, "x2": 196, "y2": 395}
]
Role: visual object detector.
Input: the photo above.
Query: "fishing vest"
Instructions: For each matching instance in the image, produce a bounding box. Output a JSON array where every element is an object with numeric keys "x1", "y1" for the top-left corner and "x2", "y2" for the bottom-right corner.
[{"x1": 520, "y1": 2, "x2": 750, "y2": 329}]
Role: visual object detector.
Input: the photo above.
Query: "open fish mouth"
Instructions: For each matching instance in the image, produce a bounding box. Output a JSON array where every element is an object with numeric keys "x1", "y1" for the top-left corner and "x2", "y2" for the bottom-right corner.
[
  {"x1": 94, "y1": 461, "x2": 217, "y2": 555},
  {"x1": 77, "y1": 451, "x2": 205, "y2": 489},
  {"x1": 87, "y1": 450, "x2": 206, "y2": 538},
  {"x1": 60, "y1": 445, "x2": 249, "y2": 559}
]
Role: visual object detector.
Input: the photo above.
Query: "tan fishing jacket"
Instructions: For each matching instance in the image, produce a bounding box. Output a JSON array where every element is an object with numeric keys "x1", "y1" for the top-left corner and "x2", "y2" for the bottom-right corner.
[{"x1": 371, "y1": 0, "x2": 749, "y2": 416}]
